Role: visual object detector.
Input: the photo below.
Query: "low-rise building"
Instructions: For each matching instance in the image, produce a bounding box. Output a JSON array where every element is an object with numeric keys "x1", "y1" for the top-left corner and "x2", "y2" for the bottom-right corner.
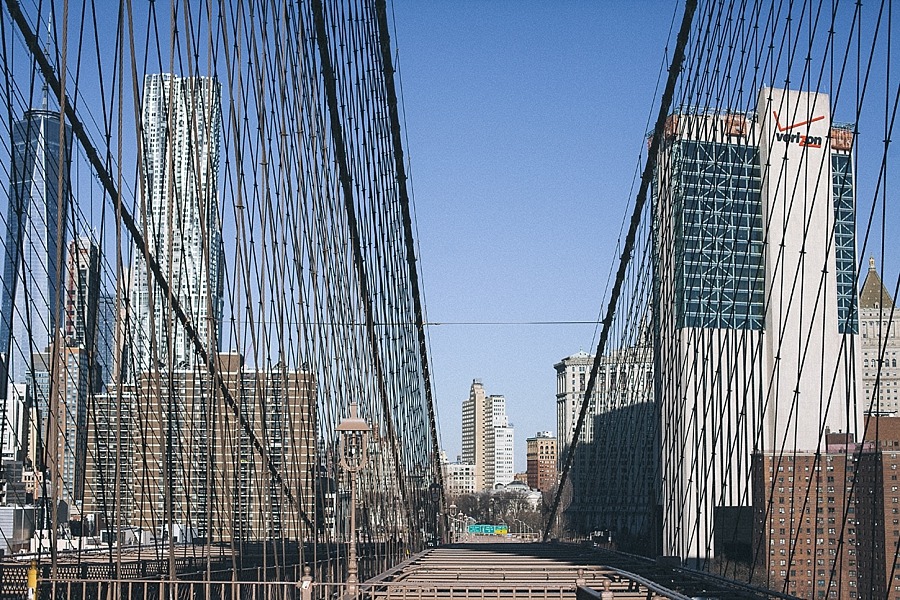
[
  {"x1": 444, "y1": 462, "x2": 476, "y2": 497},
  {"x1": 526, "y1": 431, "x2": 557, "y2": 492}
]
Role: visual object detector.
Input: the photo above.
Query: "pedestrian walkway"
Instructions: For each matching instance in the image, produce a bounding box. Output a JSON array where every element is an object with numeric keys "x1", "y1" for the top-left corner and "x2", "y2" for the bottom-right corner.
[
  {"x1": 367, "y1": 544, "x2": 688, "y2": 599},
  {"x1": 366, "y1": 544, "x2": 799, "y2": 600}
]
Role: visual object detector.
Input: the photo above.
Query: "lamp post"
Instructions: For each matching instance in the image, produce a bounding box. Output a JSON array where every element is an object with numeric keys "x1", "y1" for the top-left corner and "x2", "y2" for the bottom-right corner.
[
  {"x1": 448, "y1": 503, "x2": 457, "y2": 542},
  {"x1": 428, "y1": 482, "x2": 442, "y2": 544},
  {"x1": 337, "y1": 403, "x2": 370, "y2": 595},
  {"x1": 417, "y1": 507, "x2": 426, "y2": 546}
]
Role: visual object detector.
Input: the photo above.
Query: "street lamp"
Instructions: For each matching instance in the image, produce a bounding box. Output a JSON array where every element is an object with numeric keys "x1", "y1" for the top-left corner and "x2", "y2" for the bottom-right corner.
[
  {"x1": 428, "y1": 482, "x2": 442, "y2": 544},
  {"x1": 448, "y1": 504, "x2": 457, "y2": 542},
  {"x1": 417, "y1": 507, "x2": 426, "y2": 545},
  {"x1": 337, "y1": 403, "x2": 371, "y2": 594}
]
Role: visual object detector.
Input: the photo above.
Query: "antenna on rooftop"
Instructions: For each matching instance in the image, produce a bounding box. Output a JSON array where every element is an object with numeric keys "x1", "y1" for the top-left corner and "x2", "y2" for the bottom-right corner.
[{"x1": 41, "y1": 7, "x2": 52, "y2": 110}]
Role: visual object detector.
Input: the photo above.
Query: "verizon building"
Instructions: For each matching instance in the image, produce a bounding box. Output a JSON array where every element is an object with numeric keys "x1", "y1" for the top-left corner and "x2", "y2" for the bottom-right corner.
[{"x1": 653, "y1": 87, "x2": 861, "y2": 563}]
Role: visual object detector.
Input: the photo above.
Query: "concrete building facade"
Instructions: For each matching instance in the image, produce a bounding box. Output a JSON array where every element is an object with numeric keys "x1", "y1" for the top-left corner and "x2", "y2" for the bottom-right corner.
[
  {"x1": 444, "y1": 462, "x2": 476, "y2": 497},
  {"x1": 554, "y1": 342, "x2": 654, "y2": 545},
  {"x1": 461, "y1": 380, "x2": 486, "y2": 492},
  {"x1": 485, "y1": 395, "x2": 514, "y2": 489},
  {"x1": 555, "y1": 351, "x2": 595, "y2": 465}
]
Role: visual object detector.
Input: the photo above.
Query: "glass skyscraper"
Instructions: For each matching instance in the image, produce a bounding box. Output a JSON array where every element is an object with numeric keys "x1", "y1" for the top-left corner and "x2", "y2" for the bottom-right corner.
[
  {"x1": 662, "y1": 126, "x2": 856, "y2": 334},
  {"x1": 0, "y1": 110, "x2": 72, "y2": 385},
  {"x1": 670, "y1": 138, "x2": 764, "y2": 330}
]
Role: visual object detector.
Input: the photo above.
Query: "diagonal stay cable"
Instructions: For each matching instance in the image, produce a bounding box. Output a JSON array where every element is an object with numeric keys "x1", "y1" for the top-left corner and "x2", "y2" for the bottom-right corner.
[
  {"x1": 543, "y1": 0, "x2": 698, "y2": 543},
  {"x1": 3, "y1": 0, "x2": 311, "y2": 529},
  {"x1": 309, "y1": 0, "x2": 408, "y2": 521},
  {"x1": 373, "y1": 0, "x2": 446, "y2": 538}
]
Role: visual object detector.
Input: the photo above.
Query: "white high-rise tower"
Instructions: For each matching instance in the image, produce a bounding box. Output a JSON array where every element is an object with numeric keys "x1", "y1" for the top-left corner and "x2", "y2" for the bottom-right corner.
[
  {"x1": 461, "y1": 380, "x2": 515, "y2": 491},
  {"x1": 130, "y1": 74, "x2": 223, "y2": 374}
]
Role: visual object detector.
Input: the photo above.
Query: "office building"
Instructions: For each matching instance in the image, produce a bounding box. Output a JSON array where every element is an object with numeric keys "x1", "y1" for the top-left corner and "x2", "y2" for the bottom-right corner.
[
  {"x1": 555, "y1": 351, "x2": 596, "y2": 463},
  {"x1": 0, "y1": 109, "x2": 73, "y2": 388},
  {"x1": 129, "y1": 73, "x2": 223, "y2": 374},
  {"x1": 526, "y1": 431, "x2": 557, "y2": 492},
  {"x1": 64, "y1": 237, "x2": 104, "y2": 395},
  {"x1": 461, "y1": 380, "x2": 515, "y2": 491},
  {"x1": 859, "y1": 258, "x2": 900, "y2": 414},
  {"x1": 461, "y1": 380, "x2": 487, "y2": 491},
  {"x1": 1, "y1": 384, "x2": 27, "y2": 464},
  {"x1": 555, "y1": 342, "x2": 654, "y2": 544},
  {"x1": 94, "y1": 294, "x2": 115, "y2": 390},
  {"x1": 64, "y1": 238, "x2": 100, "y2": 351},
  {"x1": 653, "y1": 87, "x2": 861, "y2": 562}
]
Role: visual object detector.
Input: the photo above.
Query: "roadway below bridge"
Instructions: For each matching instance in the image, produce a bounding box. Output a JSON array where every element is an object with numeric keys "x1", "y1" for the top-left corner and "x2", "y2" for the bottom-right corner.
[{"x1": 365, "y1": 543, "x2": 800, "y2": 600}]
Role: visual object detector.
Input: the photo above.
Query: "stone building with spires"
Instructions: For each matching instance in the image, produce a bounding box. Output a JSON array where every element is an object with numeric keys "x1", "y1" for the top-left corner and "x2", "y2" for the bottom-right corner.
[{"x1": 860, "y1": 257, "x2": 900, "y2": 414}]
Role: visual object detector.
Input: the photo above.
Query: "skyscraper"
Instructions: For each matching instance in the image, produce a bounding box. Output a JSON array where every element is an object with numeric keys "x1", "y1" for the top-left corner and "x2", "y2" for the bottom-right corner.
[
  {"x1": 555, "y1": 351, "x2": 596, "y2": 463},
  {"x1": 0, "y1": 110, "x2": 72, "y2": 386},
  {"x1": 129, "y1": 73, "x2": 223, "y2": 374},
  {"x1": 461, "y1": 379, "x2": 487, "y2": 491},
  {"x1": 484, "y1": 394, "x2": 515, "y2": 489},
  {"x1": 1, "y1": 384, "x2": 27, "y2": 464},
  {"x1": 64, "y1": 237, "x2": 100, "y2": 349},
  {"x1": 94, "y1": 293, "x2": 115, "y2": 390},
  {"x1": 92, "y1": 354, "x2": 317, "y2": 542},
  {"x1": 554, "y1": 342, "x2": 654, "y2": 546},
  {"x1": 28, "y1": 336, "x2": 89, "y2": 513},
  {"x1": 83, "y1": 383, "x2": 134, "y2": 529},
  {"x1": 461, "y1": 380, "x2": 515, "y2": 491},
  {"x1": 653, "y1": 88, "x2": 861, "y2": 562}
]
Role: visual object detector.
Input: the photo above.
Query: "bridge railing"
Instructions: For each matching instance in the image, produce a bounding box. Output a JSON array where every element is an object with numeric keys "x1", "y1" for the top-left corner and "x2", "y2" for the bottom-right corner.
[
  {"x1": 26, "y1": 578, "x2": 710, "y2": 600},
  {"x1": 32, "y1": 580, "x2": 577, "y2": 600}
]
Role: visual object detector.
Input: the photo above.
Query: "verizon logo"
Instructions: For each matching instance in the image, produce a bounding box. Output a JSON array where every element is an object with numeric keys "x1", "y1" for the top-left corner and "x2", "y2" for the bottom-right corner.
[{"x1": 772, "y1": 111, "x2": 825, "y2": 148}]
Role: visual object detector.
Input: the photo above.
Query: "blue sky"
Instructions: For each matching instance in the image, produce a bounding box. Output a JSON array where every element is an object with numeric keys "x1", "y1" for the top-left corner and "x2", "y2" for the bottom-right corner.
[
  {"x1": 390, "y1": 1, "x2": 900, "y2": 471},
  {"x1": 389, "y1": 2, "x2": 680, "y2": 469}
]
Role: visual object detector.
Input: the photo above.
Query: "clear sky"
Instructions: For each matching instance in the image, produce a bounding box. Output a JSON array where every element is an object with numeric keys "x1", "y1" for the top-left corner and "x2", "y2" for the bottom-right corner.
[{"x1": 389, "y1": 2, "x2": 680, "y2": 469}]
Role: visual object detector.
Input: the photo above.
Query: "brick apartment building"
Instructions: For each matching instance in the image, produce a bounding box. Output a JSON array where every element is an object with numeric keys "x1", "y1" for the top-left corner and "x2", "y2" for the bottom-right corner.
[{"x1": 753, "y1": 417, "x2": 900, "y2": 599}]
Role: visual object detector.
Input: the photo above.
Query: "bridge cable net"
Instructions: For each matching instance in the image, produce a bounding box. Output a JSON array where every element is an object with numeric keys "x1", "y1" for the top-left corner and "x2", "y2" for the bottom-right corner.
[
  {"x1": 0, "y1": 0, "x2": 442, "y2": 585},
  {"x1": 549, "y1": 0, "x2": 900, "y2": 597}
]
